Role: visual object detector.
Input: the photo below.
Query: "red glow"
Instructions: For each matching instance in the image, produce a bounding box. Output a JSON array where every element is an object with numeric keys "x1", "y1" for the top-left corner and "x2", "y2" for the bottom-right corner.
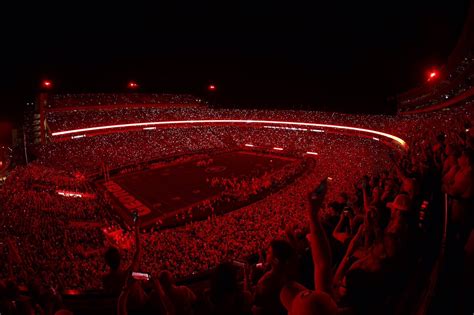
[
  {"x1": 128, "y1": 81, "x2": 139, "y2": 89},
  {"x1": 427, "y1": 70, "x2": 439, "y2": 82},
  {"x1": 51, "y1": 119, "x2": 408, "y2": 149},
  {"x1": 42, "y1": 80, "x2": 52, "y2": 89},
  {"x1": 208, "y1": 84, "x2": 216, "y2": 91}
]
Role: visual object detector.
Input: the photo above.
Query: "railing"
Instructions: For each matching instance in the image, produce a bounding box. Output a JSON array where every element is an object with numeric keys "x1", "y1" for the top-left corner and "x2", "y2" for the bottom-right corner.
[{"x1": 414, "y1": 193, "x2": 449, "y2": 315}]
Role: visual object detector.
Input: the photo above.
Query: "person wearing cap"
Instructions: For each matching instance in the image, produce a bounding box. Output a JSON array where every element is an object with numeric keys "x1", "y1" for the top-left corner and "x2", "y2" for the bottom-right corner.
[
  {"x1": 386, "y1": 193, "x2": 411, "y2": 212},
  {"x1": 385, "y1": 193, "x2": 411, "y2": 236}
]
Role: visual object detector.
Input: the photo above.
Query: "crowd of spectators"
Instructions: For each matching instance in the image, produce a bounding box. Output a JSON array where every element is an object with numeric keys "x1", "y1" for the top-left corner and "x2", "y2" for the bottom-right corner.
[
  {"x1": 43, "y1": 103, "x2": 472, "y2": 147},
  {"x1": 113, "y1": 113, "x2": 473, "y2": 315},
  {"x1": 1, "y1": 101, "x2": 473, "y2": 314},
  {"x1": 2, "y1": 127, "x2": 395, "y2": 290}
]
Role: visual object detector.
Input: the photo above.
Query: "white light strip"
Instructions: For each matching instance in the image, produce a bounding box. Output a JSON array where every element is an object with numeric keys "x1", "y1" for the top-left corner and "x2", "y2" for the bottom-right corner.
[
  {"x1": 373, "y1": 137, "x2": 380, "y2": 141},
  {"x1": 310, "y1": 129, "x2": 324, "y2": 133},
  {"x1": 273, "y1": 147, "x2": 284, "y2": 151},
  {"x1": 264, "y1": 125, "x2": 308, "y2": 131},
  {"x1": 57, "y1": 191, "x2": 83, "y2": 198},
  {"x1": 306, "y1": 151, "x2": 318, "y2": 155},
  {"x1": 51, "y1": 119, "x2": 407, "y2": 148},
  {"x1": 143, "y1": 127, "x2": 156, "y2": 130},
  {"x1": 71, "y1": 134, "x2": 86, "y2": 139},
  {"x1": 244, "y1": 144, "x2": 254, "y2": 147}
]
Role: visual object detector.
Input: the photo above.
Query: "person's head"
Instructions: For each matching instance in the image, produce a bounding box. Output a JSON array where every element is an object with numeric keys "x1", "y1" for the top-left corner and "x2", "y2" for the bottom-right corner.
[
  {"x1": 158, "y1": 270, "x2": 175, "y2": 290},
  {"x1": 384, "y1": 178, "x2": 395, "y2": 189},
  {"x1": 458, "y1": 149, "x2": 474, "y2": 168},
  {"x1": 369, "y1": 175, "x2": 379, "y2": 188},
  {"x1": 210, "y1": 263, "x2": 238, "y2": 295},
  {"x1": 291, "y1": 227, "x2": 309, "y2": 253},
  {"x1": 280, "y1": 282, "x2": 338, "y2": 315},
  {"x1": 336, "y1": 193, "x2": 348, "y2": 204},
  {"x1": 436, "y1": 133, "x2": 446, "y2": 144},
  {"x1": 266, "y1": 239, "x2": 296, "y2": 269},
  {"x1": 341, "y1": 268, "x2": 384, "y2": 312},
  {"x1": 327, "y1": 202, "x2": 338, "y2": 214},
  {"x1": 104, "y1": 247, "x2": 121, "y2": 270},
  {"x1": 4, "y1": 280, "x2": 19, "y2": 300},
  {"x1": 445, "y1": 143, "x2": 460, "y2": 157},
  {"x1": 371, "y1": 186, "x2": 381, "y2": 201}
]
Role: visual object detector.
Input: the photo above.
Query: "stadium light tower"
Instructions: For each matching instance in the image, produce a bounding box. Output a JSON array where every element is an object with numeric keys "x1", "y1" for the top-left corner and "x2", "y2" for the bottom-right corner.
[
  {"x1": 208, "y1": 84, "x2": 216, "y2": 91},
  {"x1": 426, "y1": 69, "x2": 439, "y2": 82},
  {"x1": 128, "y1": 81, "x2": 139, "y2": 89},
  {"x1": 42, "y1": 80, "x2": 53, "y2": 89}
]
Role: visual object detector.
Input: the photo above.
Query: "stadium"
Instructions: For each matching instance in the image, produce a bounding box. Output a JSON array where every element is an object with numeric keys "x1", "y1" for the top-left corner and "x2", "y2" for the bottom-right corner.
[{"x1": 1, "y1": 2, "x2": 474, "y2": 315}]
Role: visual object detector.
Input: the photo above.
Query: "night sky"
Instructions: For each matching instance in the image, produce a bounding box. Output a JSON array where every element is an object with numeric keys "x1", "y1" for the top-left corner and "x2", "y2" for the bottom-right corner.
[{"x1": 0, "y1": 0, "x2": 471, "y2": 122}]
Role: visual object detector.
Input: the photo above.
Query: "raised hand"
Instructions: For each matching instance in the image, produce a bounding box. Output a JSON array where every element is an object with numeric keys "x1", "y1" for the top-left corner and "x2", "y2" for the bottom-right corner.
[{"x1": 308, "y1": 178, "x2": 328, "y2": 219}]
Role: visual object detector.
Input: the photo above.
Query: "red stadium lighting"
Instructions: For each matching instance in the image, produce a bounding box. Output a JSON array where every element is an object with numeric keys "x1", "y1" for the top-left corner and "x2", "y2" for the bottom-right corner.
[
  {"x1": 208, "y1": 84, "x2": 216, "y2": 91},
  {"x1": 42, "y1": 80, "x2": 53, "y2": 89},
  {"x1": 427, "y1": 69, "x2": 439, "y2": 82},
  {"x1": 128, "y1": 81, "x2": 139, "y2": 89}
]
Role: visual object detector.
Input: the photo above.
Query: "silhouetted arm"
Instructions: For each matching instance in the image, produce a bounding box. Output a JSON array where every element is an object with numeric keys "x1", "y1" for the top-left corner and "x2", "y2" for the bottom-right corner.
[{"x1": 308, "y1": 180, "x2": 332, "y2": 295}]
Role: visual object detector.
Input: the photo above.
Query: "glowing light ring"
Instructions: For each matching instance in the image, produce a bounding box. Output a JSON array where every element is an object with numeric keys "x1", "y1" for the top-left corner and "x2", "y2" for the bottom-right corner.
[{"x1": 51, "y1": 119, "x2": 407, "y2": 149}]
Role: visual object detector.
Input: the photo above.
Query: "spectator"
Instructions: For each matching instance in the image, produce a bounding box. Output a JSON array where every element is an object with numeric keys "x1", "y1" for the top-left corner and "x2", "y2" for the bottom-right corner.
[
  {"x1": 253, "y1": 240, "x2": 296, "y2": 315},
  {"x1": 280, "y1": 179, "x2": 338, "y2": 315},
  {"x1": 158, "y1": 270, "x2": 196, "y2": 315},
  {"x1": 205, "y1": 263, "x2": 252, "y2": 315},
  {"x1": 103, "y1": 247, "x2": 128, "y2": 295},
  {"x1": 445, "y1": 149, "x2": 474, "y2": 244},
  {"x1": 103, "y1": 223, "x2": 141, "y2": 295}
]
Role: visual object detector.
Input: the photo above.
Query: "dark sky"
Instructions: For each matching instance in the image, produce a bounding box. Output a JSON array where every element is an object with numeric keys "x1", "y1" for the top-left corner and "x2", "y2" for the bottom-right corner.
[{"x1": 0, "y1": 0, "x2": 471, "y2": 121}]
